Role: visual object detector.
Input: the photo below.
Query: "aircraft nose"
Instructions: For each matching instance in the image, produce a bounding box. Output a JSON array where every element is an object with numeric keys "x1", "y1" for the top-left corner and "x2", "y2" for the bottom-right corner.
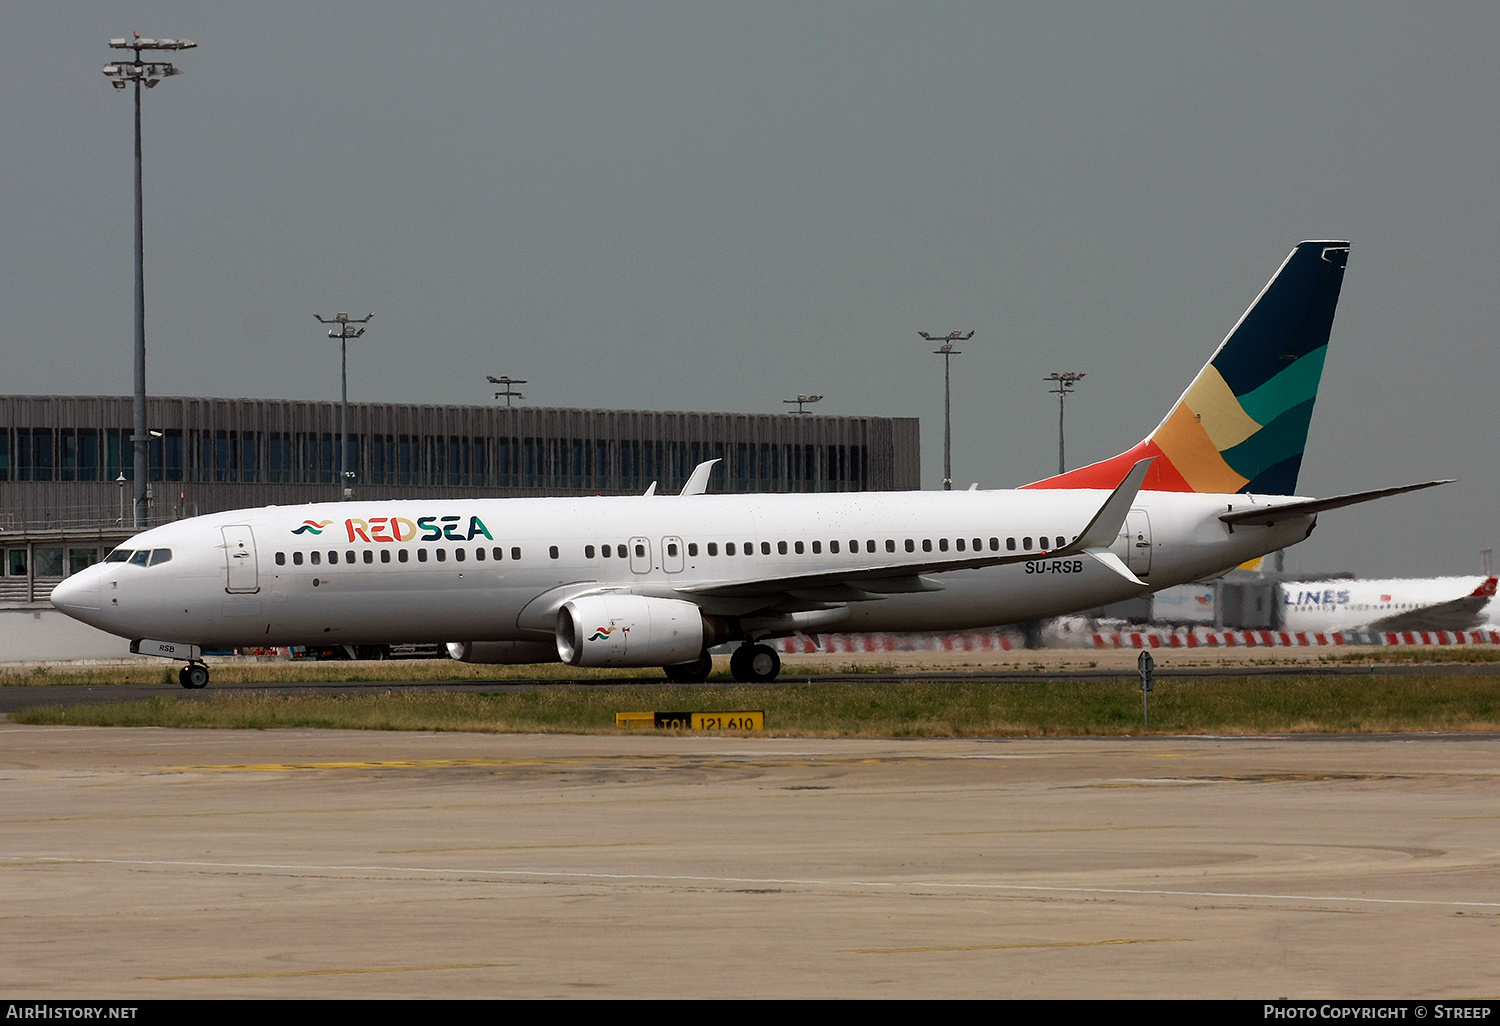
[{"x1": 50, "y1": 573, "x2": 101, "y2": 614}]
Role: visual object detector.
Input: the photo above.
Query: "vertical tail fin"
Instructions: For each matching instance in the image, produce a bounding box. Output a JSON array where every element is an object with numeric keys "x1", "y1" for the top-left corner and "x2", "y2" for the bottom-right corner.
[{"x1": 1025, "y1": 240, "x2": 1349, "y2": 494}]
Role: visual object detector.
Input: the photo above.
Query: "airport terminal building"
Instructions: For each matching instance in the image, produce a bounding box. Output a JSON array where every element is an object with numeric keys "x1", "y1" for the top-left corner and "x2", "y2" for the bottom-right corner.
[{"x1": 0, "y1": 394, "x2": 920, "y2": 608}]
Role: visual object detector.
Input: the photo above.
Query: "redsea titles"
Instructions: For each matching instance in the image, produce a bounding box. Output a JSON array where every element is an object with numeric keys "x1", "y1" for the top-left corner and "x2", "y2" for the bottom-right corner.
[{"x1": 291, "y1": 516, "x2": 495, "y2": 543}]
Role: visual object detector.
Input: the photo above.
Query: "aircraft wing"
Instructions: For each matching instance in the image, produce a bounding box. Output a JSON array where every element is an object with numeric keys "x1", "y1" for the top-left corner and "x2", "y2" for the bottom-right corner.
[
  {"x1": 677, "y1": 458, "x2": 1156, "y2": 603},
  {"x1": 1219, "y1": 480, "x2": 1451, "y2": 527}
]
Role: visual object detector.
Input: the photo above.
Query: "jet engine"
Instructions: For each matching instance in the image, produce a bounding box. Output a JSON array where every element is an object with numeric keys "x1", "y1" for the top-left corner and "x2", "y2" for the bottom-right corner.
[
  {"x1": 556, "y1": 594, "x2": 709, "y2": 667},
  {"x1": 446, "y1": 640, "x2": 561, "y2": 664}
]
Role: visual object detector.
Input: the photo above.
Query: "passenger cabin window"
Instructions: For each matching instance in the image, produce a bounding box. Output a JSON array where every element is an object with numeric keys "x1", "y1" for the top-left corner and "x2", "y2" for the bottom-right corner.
[
  {"x1": 829, "y1": 541, "x2": 839, "y2": 554},
  {"x1": 922, "y1": 539, "x2": 933, "y2": 552},
  {"x1": 551, "y1": 546, "x2": 561, "y2": 560},
  {"x1": 616, "y1": 545, "x2": 626, "y2": 558},
  {"x1": 381, "y1": 551, "x2": 391, "y2": 563},
  {"x1": 707, "y1": 543, "x2": 718, "y2": 556},
  {"x1": 634, "y1": 544, "x2": 644, "y2": 558},
  {"x1": 455, "y1": 548, "x2": 465, "y2": 562},
  {"x1": 363, "y1": 551, "x2": 374, "y2": 564},
  {"x1": 688, "y1": 543, "x2": 698, "y2": 557},
  {"x1": 887, "y1": 540, "x2": 896, "y2": 553},
  {"x1": 512, "y1": 547, "x2": 522, "y2": 560},
  {"x1": 938, "y1": 539, "x2": 948, "y2": 552},
  {"x1": 586, "y1": 545, "x2": 596, "y2": 558},
  {"x1": 400, "y1": 550, "x2": 410, "y2": 563},
  {"x1": 726, "y1": 543, "x2": 736, "y2": 556},
  {"x1": 667, "y1": 543, "x2": 678, "y2": 557},
  {"x1": 311, "y1": 551, "x2": 322, "y2": 565},
  {"x1": 761, "y1": 542, "x2": 771, "y2": 555},
  {"x1": 810, "y1": 541, "x2": 820, "y2": 554},
  {"x1": 436, "y1": 549, "x2": 446, "y2": 562},
  {"x1": 1023, "y1": 537, "x2": 1032, "y2": 550},
  {"x1": 418, "y1": 549, "x2": 428, "y2": 562},
  {"x1": 345, "y1": 551, "x2": 356, "y2": 564},
  {"x1": 1006, "y1": 538, "x2": 1016, "y2": 551},
  {"x1": 473, "y1": 548, "x2": 483, "y2": 561},
  {"x1": 276, "y1": 552, "x2": 286, "y2": 566},
  {"x1": 777, "y1": 541, "x2": 788, "y2": 555},
  {"x1": 955, "y1": 538, "x2": 965, "y2": 552}
]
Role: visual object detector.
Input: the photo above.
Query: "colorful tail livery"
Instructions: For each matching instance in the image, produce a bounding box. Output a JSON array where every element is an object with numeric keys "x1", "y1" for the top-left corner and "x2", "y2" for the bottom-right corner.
[{"x1": 1026, "y1": 241, "x2": 1349, "y2": 494}]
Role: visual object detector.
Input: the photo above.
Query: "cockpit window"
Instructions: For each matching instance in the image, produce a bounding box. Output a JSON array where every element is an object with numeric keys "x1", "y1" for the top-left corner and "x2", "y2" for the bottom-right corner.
[
  {"x1": 149, "y1": 549, "x2": 172, "y2": 566},
  {"x1": 105, "y1": 549, "x2": 132, "y2": 563},
  {"x1": 128, "y1": 550, "x2": 150, "y2": 567}
]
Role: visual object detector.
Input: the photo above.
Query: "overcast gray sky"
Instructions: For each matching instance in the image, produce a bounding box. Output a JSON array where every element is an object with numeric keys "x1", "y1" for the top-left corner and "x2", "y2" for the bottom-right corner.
[{"x1": 3, "y1": 2, "x2": 1496, "y2": 577}]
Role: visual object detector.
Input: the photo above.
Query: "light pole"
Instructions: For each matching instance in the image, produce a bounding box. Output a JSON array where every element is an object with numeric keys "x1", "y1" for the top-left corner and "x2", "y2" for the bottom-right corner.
[
  {"x1": 103, "y1": 33, "x2": 195, "y2": 528},
  {"x1": 315, "y1": 312, "x2": 373, "y2": 500},
  {"x1": 919, "y1": 331, "x2": 973, "y2": 490},
  {"x1": 1044, "y1": 371, "x2": 1086, "y2": 474},
  {"x1": 782, "y1": 394, "x2": 824, "y2": 414},
  {"x1": 487, "y1": 375, "x2": 526, "y2": 408}
]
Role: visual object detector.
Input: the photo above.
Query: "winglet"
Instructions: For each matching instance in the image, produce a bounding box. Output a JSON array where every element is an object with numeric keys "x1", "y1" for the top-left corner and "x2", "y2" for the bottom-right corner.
[
  {"x1": 679, "y1": 459, "x2": 720, "y2": 496},
  {"x1": 1074, "y1": 458, "x2": 1153, "y2": 550},
  {"x1": 643, "y1": 481, "x2": 658, "y2": 497},
  {"x1": 1471, "y1": 576, "x2": 1498, "y2": 599},
  {"x1": 1061, "y1": 458, "x2": 1153, "y2": 587}
]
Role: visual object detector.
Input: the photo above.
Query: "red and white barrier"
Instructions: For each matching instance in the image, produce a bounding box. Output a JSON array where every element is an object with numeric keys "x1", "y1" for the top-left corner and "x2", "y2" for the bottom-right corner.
[
  {"x1": 773, "y1": 628, "x2": 1500, "y2": 653},
  {"x1": 1090, "y1": 629, "x2": 1500, "y2": 649},
  {"x1": 775, "y1": 631, "x2": 1024, "y2": 654}
]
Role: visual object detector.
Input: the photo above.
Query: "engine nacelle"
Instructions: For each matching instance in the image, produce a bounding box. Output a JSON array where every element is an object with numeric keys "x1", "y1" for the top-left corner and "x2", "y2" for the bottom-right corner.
[
  {"x1": 556, "y1": 594, "x2": 708, "y2": 667},
  {"x1": 446, "y1": 640, "x2": 561, "y2": 664}
]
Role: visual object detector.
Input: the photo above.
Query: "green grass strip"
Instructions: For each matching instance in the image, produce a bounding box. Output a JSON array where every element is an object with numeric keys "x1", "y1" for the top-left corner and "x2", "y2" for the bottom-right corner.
[{"x1": 10, "y1": 676, "x2": 1500, "y2": 737}]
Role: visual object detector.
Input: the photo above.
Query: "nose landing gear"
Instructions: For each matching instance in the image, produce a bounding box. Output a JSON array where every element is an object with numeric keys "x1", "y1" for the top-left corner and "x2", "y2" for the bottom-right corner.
[{"x1": 178, "y1": 663, "x2": 210, "y2": 689}]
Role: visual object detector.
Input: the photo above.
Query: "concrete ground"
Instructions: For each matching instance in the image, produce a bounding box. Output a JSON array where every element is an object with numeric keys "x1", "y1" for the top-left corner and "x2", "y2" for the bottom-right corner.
[{"x1": 2, "y1": 724, "x2": 1497, "y2": 999}]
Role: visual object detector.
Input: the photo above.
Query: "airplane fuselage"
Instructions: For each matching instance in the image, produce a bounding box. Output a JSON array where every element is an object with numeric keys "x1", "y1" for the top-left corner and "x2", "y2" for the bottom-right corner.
[{"x1": 52, "y1": 487, "x2": 1312, "y2": 652}]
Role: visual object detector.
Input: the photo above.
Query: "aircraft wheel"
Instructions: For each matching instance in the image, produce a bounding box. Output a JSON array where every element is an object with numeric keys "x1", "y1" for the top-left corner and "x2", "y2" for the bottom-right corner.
[
  {"x1": 745, "y1": 644, "x2": 780, "y2": 683},
  {"x1": 180, "y1": 664, "x2": 209, "y2": 689},
  {"x1": 729, "y1": 645, "x2": 754, "y2": 683},
  {"x1": 664, "y1": 650, "x2": 712, "y2": 684}
]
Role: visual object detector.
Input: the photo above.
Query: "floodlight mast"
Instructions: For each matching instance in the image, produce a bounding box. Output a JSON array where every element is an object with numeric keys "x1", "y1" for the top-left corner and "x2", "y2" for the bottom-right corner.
[
  {"x1": 315, "y1": 313, "x2": 374, "y2": 500},
  {"x1": 486, "y1": 375, "x2": 527, "y2": 408},
  {"x1": 1044, "y1": 371, "x2": 1086, "y2": 474},
  {"x1": 782, "y1": 394, "x2": 824, "y2": 415},
  {"x1": 103, "y1": 33, "x2": 196, "y2": 527},
  {"x1": 919, "y1": 331, "x2": 974, "y2": 491}
]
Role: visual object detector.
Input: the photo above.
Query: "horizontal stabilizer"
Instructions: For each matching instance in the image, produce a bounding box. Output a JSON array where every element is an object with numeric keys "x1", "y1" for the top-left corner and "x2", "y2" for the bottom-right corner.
[{"x1": 1218, "y1": 479, "x2": 1452, "y2": 527}]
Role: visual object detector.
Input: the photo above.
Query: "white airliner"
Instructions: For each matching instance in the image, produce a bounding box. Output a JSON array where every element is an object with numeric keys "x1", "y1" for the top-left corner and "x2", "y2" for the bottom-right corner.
[
  {"x1": 50, "y1": 241, "x2": 1448, "y2": 688},
  {"x1": 1280, "y1": 576, "x2": 1497, "y2": 633}
]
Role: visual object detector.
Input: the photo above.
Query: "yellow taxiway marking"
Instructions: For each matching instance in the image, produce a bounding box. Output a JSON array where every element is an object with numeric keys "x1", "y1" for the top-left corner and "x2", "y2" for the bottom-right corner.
[
  {"x1": 848, "y1": 937, "x2": 1185, "y2": 954},
  {"x1": 145, "y1": 962, "x2": 507, "y2": 981}
]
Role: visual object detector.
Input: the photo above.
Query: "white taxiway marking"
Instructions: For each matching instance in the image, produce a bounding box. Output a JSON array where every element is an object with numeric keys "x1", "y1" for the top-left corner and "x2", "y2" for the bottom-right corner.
[{"x1": 6, "y1": 855, "x2": 1498, "y2": 910}]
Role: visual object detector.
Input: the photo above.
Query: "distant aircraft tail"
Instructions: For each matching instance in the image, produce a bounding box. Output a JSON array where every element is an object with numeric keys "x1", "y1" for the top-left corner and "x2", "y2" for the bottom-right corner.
[{"x1": 1024, "y1": 240, "x2": 1350, "y2": 495}]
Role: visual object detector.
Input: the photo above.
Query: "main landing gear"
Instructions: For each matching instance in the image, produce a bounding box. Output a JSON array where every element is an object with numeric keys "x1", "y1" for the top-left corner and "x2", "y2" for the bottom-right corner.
[
  {"x1": 661, "y1": 643, "x2": 783, "y2": 684},
  {"x1": 729, "y1": 643, "x2": 780, "y2": 683},
  {"x1": 178, "y1": 663, "x2": 210, "y2": 690},
  {"x1": 663, "y1": 650, "x2": 713, "y2": 683}
]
